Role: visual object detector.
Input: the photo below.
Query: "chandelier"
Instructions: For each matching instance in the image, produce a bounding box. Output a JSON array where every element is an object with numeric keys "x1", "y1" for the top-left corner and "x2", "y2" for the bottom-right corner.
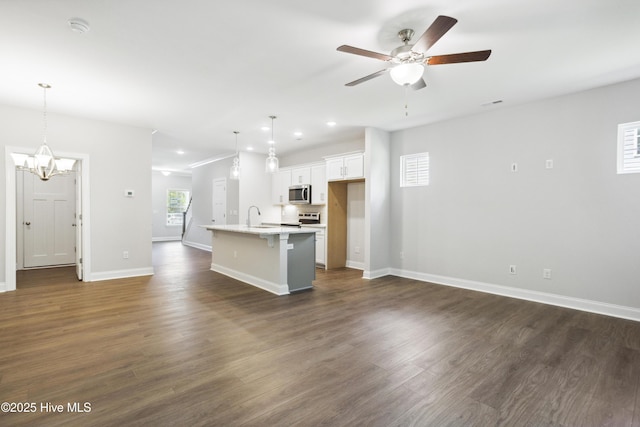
[{"x1": 11, "y1": 83, "x2": 75, "y2": 180}]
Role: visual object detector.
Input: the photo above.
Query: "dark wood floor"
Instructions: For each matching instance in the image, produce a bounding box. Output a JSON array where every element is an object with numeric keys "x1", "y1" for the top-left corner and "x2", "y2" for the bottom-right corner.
[{"x1": 1, "y1": 242, "x2": 639, "y2": 426}]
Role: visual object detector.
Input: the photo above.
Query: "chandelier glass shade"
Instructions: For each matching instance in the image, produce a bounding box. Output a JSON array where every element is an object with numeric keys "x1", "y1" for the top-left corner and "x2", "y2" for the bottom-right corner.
[{"x1": 390, "y1": 63, "x2": 424, "y2": 86}]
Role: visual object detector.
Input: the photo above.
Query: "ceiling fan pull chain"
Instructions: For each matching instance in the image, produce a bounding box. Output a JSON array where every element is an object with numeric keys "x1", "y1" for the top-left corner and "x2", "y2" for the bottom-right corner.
[{"x1": 404, "y1": 85, "x2": 410, "y2": 116}]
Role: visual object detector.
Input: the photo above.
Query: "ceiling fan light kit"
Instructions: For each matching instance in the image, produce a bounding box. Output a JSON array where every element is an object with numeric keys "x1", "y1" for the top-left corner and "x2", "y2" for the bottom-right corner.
[
  {"x1": 390, "y1": 63, "x2": 425, "y2": 86},
  {"x1": 337, "y1": 15, "x2": 491, "y2": 90}
]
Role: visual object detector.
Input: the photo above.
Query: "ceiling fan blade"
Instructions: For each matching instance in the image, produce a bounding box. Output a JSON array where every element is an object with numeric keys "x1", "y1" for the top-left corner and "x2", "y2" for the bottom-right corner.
[
  {"x1": 412, "y1": 15, "x2": 458, "y2": 53},
  {"x1": 411, "y1": 78, "x2": 427, "y2": 91},
  {"x1": 345, "y1": 69, "x2": 389, "y2": 86},
  {"x1": 337, "y1": 45, "x2": 393, "y2": 62},
  {"x1": 426, "y1": 50, "x2": 492, "y2": 65}
]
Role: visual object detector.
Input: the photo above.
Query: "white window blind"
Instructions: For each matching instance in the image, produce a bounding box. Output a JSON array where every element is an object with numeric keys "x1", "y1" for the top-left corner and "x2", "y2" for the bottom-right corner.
[
  {"x1": 617, "y1": 121, "x2": 640, "y2": 174},
  {"x1": 400, "y1": 152, "x2": 429, "y2": 187}
]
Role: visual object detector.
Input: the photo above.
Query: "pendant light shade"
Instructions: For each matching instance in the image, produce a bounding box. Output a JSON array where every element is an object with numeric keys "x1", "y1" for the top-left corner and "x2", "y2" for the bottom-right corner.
[
  {"x1": 265, "y1": 116, "x2": 279, "y2": 174},
  {"x1": 265, "y1": 146, "x2": 279, "y2": 173},
  {"x1": 229, "y1": 131, "x2": 241, "y2": 180},
  {"x1": 390, "y1": 63, "x2": 424, "y2": 86},
  {"x1": 12, "y1": 83, "x2": 75, "y2": 181}
]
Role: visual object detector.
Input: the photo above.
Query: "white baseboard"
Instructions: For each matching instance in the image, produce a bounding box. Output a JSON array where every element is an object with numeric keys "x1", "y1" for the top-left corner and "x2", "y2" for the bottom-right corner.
[
  {"x1": 211, "y1": 263, "x2": 289, "y2": 296},
  {"x1": 152, "y1": 236, "x2": 182, "y2": 242},
  {"x1": 346, "y1": 260, "x2": 365, "y2": 270},
  {"x1": 0, "y1": 282, "x2": 5, "y2": 292},
  {"x1": 182, "y1": 240, "x2": 212, "y2": 252},
  {"x1": 363, "y1": 267, "x2": 391, "y2": 280},
  {"x1": 389, "y1": 268, "x2": 640, "y2": 323},
  {"x1": 90, "y1": 267, "x2": 155, "y2": 282}
]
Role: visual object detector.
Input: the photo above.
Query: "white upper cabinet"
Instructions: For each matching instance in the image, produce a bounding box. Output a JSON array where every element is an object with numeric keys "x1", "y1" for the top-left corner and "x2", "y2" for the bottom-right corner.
[
  {"x1": 271, "y1": 169, "x2": 291, "y2": 205},
  {"x1": 311, "y1": 164, "x2": 327, "y2": 205},
  {"x1": 291, "y1": 166, "x2": 311, "y2": 185},
  {"x1": 326, "y1": 153, "x2": 364, "y2": 181}
]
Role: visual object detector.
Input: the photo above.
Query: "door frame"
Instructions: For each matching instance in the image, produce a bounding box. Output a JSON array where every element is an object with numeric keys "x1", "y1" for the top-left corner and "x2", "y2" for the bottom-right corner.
[{"x1": 5, "y1": 146, "x2": 92, "y2": 291}]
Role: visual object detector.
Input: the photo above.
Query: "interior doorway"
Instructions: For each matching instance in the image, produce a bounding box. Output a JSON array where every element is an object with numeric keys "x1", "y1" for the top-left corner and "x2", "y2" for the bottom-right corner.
[{"x1": 4, "y1": 146, "x2": 91, "y2": 292}]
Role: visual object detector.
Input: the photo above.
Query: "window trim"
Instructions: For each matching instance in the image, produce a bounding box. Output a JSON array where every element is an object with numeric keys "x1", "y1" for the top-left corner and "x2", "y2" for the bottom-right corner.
[
  {"x1": 617, "y1": 121, "x2": 640, "y2": 174},
  {"x1": 400, "y1": 152, "x2": 429, "y2": 187},
  {"x1": 166, "y1": 188, "x2": 190, "y2": 226}
]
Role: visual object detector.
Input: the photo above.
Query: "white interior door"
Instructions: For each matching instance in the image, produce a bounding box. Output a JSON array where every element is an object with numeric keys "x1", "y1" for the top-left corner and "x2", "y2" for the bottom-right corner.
[
  {"x1": 212, "y1": 178, "x2": 227, "y2": 226},
  {"x1": 75, "y1": 162, "x2": 83, "y2": 280},
  {"x1": 23, "y1": 171, "x2": 76, "y2": 267}
]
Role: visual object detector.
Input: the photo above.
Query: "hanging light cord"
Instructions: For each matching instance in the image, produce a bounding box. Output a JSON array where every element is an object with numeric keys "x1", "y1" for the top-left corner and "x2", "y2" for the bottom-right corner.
[{"x1": 43, "y1": 85, "x2": 48, "y2": 144}]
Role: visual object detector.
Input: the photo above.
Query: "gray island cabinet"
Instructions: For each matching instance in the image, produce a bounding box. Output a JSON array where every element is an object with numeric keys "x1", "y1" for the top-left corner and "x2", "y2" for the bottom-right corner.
[{"x1": 203, "y1": 225, "x2": 317, "y2": 295}]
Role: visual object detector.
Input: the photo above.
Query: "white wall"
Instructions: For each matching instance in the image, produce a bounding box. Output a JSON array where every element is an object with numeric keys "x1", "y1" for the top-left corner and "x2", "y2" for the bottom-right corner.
[
  {"x1": 184, "y1": 156, "x2": 239, "y2": 250},
  {"x1": 239, "y1": 151, "x2": 280, "y2": 224},
  {"x1": 389, "y1": 77, "x2": 640, "y2": 318},
  {"x1": 1, "y1": 104, "x2": 153, "y2": 287},
  {"x1": 364, "y1": 127, "x2": 391, "y2": 279},
  {"x1": 152, "y1": 171, "x2": 192, "y2": 241},
  {"x1": 280, "y1": 138, "x2": 365, "y2": 167}
]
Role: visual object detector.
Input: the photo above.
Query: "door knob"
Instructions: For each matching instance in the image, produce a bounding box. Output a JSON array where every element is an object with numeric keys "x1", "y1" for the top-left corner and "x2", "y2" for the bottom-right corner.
[{"x1": 25, "y1": 221, "x2": 31, "y2": 226}]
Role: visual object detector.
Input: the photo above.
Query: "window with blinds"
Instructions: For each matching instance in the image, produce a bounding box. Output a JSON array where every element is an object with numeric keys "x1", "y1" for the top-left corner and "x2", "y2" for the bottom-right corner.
[
  {"x1": 617, "y1": 121, "x2": 640, "y2": 174},
  {"x1": 400, "y1": 152, "x2": 429, "y2": 187}
]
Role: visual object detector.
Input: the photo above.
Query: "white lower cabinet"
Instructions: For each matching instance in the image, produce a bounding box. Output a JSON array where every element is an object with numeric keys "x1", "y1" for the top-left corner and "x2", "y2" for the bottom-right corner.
[{"x1": 315, "y1": 229, "x2": 326, "y2": 266}]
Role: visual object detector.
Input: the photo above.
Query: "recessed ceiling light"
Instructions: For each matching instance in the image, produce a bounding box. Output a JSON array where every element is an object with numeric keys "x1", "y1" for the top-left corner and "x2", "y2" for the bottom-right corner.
[
  {"x1": 68, "y1": 17, "x2": 90, "y2": 34},
  {"x1": 247, "y1": 146, "x2": 254, "y2": 151},
  {"x1": 261, "y1": 126, "x2": 270, "y2": 131},
  {"x1": 293, "y1": 131, "x2": 303, "y2": 137},
  {"x1": 327, "y1": 121, "x2": 337, "y2": 127},
  {"x1": 177, "y1": 150, "x2": 185, "y2": 155}
]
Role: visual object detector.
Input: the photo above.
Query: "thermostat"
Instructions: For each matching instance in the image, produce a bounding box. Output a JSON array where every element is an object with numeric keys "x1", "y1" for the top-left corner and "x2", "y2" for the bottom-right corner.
[{"x1": 125, "y1": 189, "x2": 135, "y2": 198}]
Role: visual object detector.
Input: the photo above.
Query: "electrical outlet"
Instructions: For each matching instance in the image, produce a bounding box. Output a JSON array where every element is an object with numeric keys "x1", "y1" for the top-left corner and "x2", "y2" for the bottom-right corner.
[
  {"x1": 543, "y1": 268, "x2": 552, "y2": 279},
  {"x1": 123, "y1": 251, "x2": 129, "y2": 259},
  {"x1": 509, "y1": 265, "x2": 517, "y2": 274},
  {"x1": 545, "y1": 159, "x2": 554, "y2": 169},
  {"x1": 233, "y1": 250, "x2": 237, "y2": 258},
  {"x1": 354, "y1": 246, "x2": 360, "y2": 254}
]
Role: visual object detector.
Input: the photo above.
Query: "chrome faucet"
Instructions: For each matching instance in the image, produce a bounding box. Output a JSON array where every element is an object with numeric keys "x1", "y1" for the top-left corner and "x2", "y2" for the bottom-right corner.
[{"x1": 247, "y1": 205, "x2": 261, "y2": 227}]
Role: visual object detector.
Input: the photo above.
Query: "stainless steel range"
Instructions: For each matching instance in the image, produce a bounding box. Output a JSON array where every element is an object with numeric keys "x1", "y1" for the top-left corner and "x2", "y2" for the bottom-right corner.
[{"x1": 298, "y1": 212, "x2": 320, "y2": 225}]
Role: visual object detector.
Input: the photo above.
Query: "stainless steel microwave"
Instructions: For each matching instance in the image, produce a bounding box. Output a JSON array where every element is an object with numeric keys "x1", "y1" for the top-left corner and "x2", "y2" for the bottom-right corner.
[{"x1": 289, "y1": 184, "x2": 311, "y2": 204}]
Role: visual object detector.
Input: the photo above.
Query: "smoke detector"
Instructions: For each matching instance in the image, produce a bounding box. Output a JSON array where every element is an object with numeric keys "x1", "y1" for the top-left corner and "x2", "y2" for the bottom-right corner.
[{"x1": 68, "y1": 18, "x2": 90, "y2": 34}]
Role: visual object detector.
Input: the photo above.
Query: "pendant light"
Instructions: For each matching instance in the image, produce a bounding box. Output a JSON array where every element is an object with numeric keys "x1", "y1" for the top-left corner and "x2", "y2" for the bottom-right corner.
[
  {"x1": 229, "y1": 131, "x2": 240, "y2": 180},
  {"x1": 265, "y1": 115, "x2": 279, "y2": 174},
  {"x1": 11, "y1": 83, "x2": 75, "y2": 181}
]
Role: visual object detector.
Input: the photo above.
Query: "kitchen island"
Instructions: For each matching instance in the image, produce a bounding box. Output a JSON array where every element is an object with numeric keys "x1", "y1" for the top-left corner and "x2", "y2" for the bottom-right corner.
[{"x1": 203, "y1": 224, "x2": 318, "y2": 295}]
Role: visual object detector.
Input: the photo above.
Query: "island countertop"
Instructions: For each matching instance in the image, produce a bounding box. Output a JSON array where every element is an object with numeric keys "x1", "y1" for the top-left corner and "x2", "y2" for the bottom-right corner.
[{"x1": 203, "y1": 224, "x2": 318, "y2": 235}]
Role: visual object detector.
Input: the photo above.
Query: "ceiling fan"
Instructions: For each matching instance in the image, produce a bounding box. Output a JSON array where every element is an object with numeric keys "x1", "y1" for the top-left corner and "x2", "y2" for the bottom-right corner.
[{"x1": 337, "y1": 15, "x2": 491, "y2": 90}]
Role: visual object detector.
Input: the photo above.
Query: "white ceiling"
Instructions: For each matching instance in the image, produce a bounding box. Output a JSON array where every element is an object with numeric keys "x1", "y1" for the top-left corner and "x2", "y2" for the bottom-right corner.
[{"x1": 2, "y1": 0, "x2": 640, "y2": 173}]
